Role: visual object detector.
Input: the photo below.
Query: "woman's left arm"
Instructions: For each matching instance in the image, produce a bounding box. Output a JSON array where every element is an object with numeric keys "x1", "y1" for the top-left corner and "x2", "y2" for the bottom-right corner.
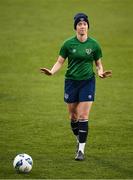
[{"x1": 95, "y1": 59, "x2": 104, "y2": 78}]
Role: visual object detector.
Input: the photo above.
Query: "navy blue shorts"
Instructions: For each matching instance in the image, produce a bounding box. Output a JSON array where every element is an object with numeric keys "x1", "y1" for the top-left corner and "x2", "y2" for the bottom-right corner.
[{"x1": 64, "y1": 76, "x2": 96, "y2": 103}]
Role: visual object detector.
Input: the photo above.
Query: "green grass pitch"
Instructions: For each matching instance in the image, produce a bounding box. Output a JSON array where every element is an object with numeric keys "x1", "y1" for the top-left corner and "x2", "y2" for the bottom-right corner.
[{"x1": 0, "y1": 0, "x2": 133, "y2": 179}]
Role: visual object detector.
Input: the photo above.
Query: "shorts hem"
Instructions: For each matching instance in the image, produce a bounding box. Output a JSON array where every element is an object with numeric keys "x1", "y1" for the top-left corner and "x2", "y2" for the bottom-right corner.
[{"x1": 64, "y1": 99, "x2": 94, "y2": 104}]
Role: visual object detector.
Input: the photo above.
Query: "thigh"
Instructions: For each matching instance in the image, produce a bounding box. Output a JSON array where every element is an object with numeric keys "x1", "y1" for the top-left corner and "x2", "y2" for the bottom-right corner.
[
  {"x1": 64, "y1": 79, "x2": 78, "y2": 103},
  {"x1": 77, "y1": 101, "x2": 93, "y2": 119},
  {"x1": 79, "y1": 77, "x2": 95, "y2": 102}
]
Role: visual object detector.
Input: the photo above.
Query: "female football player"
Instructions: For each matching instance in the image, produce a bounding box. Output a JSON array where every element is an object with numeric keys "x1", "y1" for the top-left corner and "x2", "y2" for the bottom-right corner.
[{"x1": 40, "y1": 13, "x2": 112, "y2": 160}]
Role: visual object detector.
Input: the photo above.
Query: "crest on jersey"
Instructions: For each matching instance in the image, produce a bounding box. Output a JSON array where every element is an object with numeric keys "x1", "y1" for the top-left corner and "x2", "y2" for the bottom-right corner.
[{"x1": 86, "y1": 48, "x2": 92, "y2": 55}]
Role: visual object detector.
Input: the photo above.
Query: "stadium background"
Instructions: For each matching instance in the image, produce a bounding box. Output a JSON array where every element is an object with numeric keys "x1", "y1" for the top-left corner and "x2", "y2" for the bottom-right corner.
[{"x1": 0, "y1": 0, "x2": 133, "y2": 179}]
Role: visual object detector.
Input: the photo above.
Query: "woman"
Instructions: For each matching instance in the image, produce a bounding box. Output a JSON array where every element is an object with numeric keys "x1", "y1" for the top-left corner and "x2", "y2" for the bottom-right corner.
[{"x1": 40, "y1": 13, "x2": 112, "y2": 161}]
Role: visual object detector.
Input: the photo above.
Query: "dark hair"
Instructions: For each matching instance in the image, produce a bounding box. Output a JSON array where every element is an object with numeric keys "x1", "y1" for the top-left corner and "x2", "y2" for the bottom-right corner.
[{"x1": 74, "y1": 13, "x2": 89, "y2": 30}]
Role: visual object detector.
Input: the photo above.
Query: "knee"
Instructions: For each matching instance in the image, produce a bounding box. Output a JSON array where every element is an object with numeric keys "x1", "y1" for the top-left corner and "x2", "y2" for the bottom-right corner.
[
  {"x1": 70, "y1": 114, "x2": 78, "y2": 120},
  {"x1": 69, "y1": 111, "x2": 78, "y2": 120},
  {"x1": 78, "y1": 112, "x2": 88, "y2": 120}
]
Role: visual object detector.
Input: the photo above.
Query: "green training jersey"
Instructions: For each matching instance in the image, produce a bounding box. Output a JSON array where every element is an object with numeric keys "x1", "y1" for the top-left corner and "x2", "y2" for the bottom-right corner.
[{"x1": 59, "y1": 36, "x2": 102, "y2": 80}]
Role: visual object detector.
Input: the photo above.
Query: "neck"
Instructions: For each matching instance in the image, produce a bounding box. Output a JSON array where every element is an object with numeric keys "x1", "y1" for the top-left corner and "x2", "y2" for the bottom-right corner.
[{"x1": 76, "y1": 33, "x2": 88, "y2": 42}]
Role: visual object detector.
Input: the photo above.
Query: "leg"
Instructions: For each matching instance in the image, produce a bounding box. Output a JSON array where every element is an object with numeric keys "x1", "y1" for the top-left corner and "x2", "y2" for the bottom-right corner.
[
  {"x1": 67, "y1": 102, "x2": 80, "y2": 144},
  {"x1": 75, "y1": 101, "x2": 93, "y2": 160},
  {"x1": 78, "y1": 101, "x2": 93, "y2": 146},
  {"x1": 78, "y1": 101, "x2": 93, "y2": 120},
  {"x1": 67, "y1": 101, "x2": 93, "y2": 120},
  {"x1": 67, "y1": 102, "x2": 78, "y2": 120}
]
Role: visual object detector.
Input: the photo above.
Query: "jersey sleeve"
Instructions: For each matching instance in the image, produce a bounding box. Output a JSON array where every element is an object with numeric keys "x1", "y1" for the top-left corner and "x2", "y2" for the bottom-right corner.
[
  {"x1": 93, "y1": 42, "x2": 103, "y2": 61},
  {"x1": 59, "y1": 42, "x2": 68, "y2": 59}
]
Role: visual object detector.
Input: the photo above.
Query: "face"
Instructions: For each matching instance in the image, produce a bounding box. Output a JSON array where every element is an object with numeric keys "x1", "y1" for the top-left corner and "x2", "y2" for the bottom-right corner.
[{"x1": 76, "y1": 21, "x2": 88, "y2": 35}]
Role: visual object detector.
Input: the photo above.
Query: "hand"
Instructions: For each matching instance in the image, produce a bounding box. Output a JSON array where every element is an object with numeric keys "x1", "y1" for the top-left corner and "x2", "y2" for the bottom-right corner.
[
  {"x1": 40, "y1": 68, "x2": 52, "y2": 75},
  {"x1": 97, "y1": 69, "x2": 104, "y2": 78},
  {"x1": 102, "y1": 70, "x2": 112, "y2": 78},
  {"x1": 99, "y1": 70, "x2": 112, "y2": 78}
]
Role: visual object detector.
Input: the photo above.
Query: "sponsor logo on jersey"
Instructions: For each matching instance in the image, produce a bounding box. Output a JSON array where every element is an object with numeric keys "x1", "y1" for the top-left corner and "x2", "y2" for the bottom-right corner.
[
  {"x1": 86, "y1": 48, "x2": 92, "y2": 55},
  {"x1": 72, "y1": 49, "x2": 76, "y2": 53}
]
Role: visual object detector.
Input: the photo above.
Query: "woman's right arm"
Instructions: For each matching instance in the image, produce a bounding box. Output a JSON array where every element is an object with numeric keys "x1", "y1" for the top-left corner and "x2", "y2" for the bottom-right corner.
[{"x1": 40, "y1": 56, "x2": 65, "y2": 76}]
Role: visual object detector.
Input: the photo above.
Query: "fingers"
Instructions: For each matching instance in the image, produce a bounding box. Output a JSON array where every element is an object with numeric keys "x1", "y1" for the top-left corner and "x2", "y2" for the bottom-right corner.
[
  {"x1": 40, "y1": 68, "x2": 49, "y2": 72},
  {"x1": 98, "y1": 70, "x2": 112, "y2": 78},
  {"x1": 99, "y1": 75, "x2": 106, "y2": 79},
  {"x1": 40, "y1": 68, "x2": 52, "y2": 75},
  {"x1": 102, "y1": 70, "x2": 112, "y2": 78},
  {"x1": 104, "y1": 70, "x2": 112, "y2": 77}
]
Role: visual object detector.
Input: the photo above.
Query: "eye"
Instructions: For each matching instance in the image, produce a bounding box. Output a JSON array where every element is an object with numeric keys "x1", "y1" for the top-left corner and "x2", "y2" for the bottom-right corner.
[
  {"x1": 83, "y1": 22, "x2": 87, "y2": 26},
  {"x1": 78, "y1": 22, "x2": 82, "y2": 26}
]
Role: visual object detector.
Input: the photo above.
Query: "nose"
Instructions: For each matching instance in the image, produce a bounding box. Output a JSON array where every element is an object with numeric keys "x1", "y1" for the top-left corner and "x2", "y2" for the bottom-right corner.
[
  {"x1": 81, "y1": 24, "x2": 86, "y2": 28},
  {"x1": 80, "y1": 26, "x2": 85, "y2": 30}
]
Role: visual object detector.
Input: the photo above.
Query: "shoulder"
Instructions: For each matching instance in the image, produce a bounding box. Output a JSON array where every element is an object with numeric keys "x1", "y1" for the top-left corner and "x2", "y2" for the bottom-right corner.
[
  {"x1": 88, "y1": 37, "x2": 102, "y2": 48},
  {"x1": 88, "y1": 37, "x2": 100, "y2": 45},
  {"x1": 61, "y1": 36, "x2": 76, "y2": 46}
]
